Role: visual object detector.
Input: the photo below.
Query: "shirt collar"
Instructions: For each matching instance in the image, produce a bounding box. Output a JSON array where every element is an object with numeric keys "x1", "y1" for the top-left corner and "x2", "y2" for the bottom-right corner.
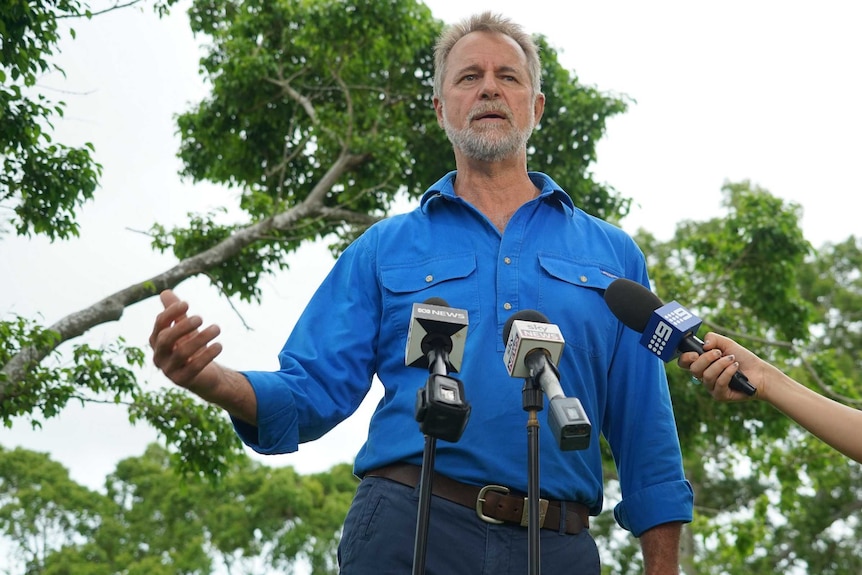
[{"x1": 419, "y1": 170, "x2": 575, "y2": 215}]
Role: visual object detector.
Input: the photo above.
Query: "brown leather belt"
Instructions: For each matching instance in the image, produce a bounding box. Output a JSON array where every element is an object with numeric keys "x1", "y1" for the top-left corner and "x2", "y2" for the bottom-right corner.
[{"x1": 364, "y1": 463, "x2": 590, "y2": 535}]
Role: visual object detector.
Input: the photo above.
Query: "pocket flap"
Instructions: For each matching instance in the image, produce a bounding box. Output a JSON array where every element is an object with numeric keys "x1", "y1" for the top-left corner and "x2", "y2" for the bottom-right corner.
[{"x1": 381, "y1": 253, "x2": 478, "y2": 294}]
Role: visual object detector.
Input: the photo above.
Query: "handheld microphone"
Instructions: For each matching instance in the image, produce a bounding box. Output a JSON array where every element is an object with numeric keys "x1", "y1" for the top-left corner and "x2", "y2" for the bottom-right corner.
[
  {"x1": 407, "y1": 298, "x2": 471, "y2": 442},
  {"x1": 503, "y1": 310, "x2": 591, "y2": 451},
  {"x1": 603, "y1": 278, "x2": 756, "y2": 396}
]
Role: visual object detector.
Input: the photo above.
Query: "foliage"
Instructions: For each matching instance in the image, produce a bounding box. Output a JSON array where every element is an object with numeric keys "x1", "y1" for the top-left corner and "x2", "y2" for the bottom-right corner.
[
  {"x1": 532, "y1": 35, "x2": 631, "y2": 223},
  {"x1": 2, "y1": 0, "x2": 630, "y2": 482},
  {"x1": 0, "y1": 0, "x2": 102, "y2": 239},
  {"x1": 167, "y1": 0, "x2": 630, "y2": 293},
  {"x1": 0, "y1": 0, "x2": 186, "y2": 239},
  {"x1": 0, "y1": 444, "x2": 357, "y2": 575},
  {"x1": 0, "y1": 446, "x2": 106, "y2": 574},
  {"x1": 3, "y1": 1, "x2": 862, "y2": 573},
  {"x1": 0, "y1": 315, "x2": 143, "y2": 426},
  {"x1": 592, "y1": 180, "x2": 862, "y2": 574}
]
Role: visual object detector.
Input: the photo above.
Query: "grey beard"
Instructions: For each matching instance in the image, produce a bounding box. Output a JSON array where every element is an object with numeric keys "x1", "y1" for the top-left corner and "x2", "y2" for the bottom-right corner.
[{"x1": 443, "y1": 116, "x2": 534, "y2": 162}]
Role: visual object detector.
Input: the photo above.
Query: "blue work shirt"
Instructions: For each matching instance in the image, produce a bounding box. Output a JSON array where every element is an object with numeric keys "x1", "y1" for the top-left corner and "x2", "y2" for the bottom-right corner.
[{"x1": 235, "y1": 171, "x2": 693, "y2": 536}]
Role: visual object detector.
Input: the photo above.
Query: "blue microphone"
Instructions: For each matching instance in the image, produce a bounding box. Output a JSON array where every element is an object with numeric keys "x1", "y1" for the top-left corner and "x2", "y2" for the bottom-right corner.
[{"x1": 603, "y1": 278, "x2": 756, "y2": 396}]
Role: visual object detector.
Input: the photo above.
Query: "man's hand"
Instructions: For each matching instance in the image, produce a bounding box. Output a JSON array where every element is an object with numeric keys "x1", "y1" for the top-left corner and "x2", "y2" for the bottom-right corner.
[{"x1": 149, "y1": 289, "x2": 223, "y2": 395}]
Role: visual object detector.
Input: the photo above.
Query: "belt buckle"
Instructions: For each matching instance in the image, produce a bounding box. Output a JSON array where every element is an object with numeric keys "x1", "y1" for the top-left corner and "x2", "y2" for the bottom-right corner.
[
  {"x1": 476, "y1": 484, "x2": 509, "y2": 524},
  {"x1": 520, "y1": 497, "x2": 549, "y2": 528}
]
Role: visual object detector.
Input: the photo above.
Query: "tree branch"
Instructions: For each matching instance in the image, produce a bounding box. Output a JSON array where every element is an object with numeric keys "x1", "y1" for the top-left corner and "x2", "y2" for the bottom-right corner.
[
  {"x1": 1, "y1": 151, "x2": 369, "y2": 396},
  {"x1": 56, "y1": 0, "x2": 146, "y2": 19}
]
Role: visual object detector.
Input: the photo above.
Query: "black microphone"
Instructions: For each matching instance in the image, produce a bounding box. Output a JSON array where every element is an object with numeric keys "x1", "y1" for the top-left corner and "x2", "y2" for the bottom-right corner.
[
  {"x1": 406, "y1": 298, "x2": 471, "y2": 442},
  {"x1": 603, "y1": 278, "x2": 756, "y2": 396},
  {"x1": 502, "y1": 310, "x2": 591, "y2": 450}
]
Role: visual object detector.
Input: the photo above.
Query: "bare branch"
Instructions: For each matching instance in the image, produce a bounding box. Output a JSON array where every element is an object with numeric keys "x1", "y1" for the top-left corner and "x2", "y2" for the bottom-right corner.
[
  {"x1": 1, "y1": 151, "x2": 369, "y2": 396},
  {"x1": 265, "y1": 75, "x2": 317, "y2": 124},
  {"x1": 56, "y1": 0, "x2": 146, "y2": 19}
]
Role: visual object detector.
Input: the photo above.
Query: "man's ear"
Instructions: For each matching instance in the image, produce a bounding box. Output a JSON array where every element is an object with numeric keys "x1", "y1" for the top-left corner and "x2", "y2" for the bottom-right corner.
[
  {"x1": 533, "y1": 92, "x2": 546, "y2": 124},
  {"x1": 433, "y1": 96, "x2": 445, "y2": 128}
]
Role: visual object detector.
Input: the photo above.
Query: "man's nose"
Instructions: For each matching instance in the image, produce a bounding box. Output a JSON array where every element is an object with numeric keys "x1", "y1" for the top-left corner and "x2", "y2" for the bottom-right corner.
[{"x1": 479, "y1": 76, "x2": 501, "y2": 99}]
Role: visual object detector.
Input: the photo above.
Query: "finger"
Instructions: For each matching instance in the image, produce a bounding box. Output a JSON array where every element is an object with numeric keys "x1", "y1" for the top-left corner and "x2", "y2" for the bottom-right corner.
[
  {"x1": 149, "y1": 299, "x2": 191, "y2": 348},
  {"x1": 703, "y1": 354, "x2": 740, "y2": 398},
  {"x1": 167, "y1": 340, "x2": 223, "y2": 386},
  {"x1": 171, "y1": 323, "x2": 221, "y2": 368},
  {"x1": 677, "y1": 351, "x2": 700, "y2": 370},
  {"x1": 160, "y1": 289, "x2": 180, "y2": 308},
  {"x1": 157, "y1": 324, "x2": 221, "y2": 382},
  {"x1": 712, "y1": 358, "x2": 745, "y2": 400},
  {"x1": 151, "y1": 315, "x2": 206, "y2": 368},
  {"x1": 700, "y1": 332, "x2": 719, "y2": 351},
  {"x1": 688, "y1": 349, "x2": 722, "y2": 380}
]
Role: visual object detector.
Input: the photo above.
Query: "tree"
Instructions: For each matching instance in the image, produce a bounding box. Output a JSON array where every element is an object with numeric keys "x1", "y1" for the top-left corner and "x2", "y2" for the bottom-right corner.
[
  {"x1": 1, "y1": 0, "x2": 100, "y2": 241},
  {"x1": 590, "y1": 181, "x2": 862, "y2": 574},
  {"x1": 10, "y1": 1, "x2": 860, "y2": 572},
  {"x1": 0, "y1": 0, "x2": 179, "y2": 240},
  {"x1": 0, "y1": 444, "x2": 358, "y2": 574},
  {"x1": 1, "y1": 0, "x2": 629, "y2": 477},
  {"x1": 0, "y1": 446, "x2": 106, "y2": 574}
]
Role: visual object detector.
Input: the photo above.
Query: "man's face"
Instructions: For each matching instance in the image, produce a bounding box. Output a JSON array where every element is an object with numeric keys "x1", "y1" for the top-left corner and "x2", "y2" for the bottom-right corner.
[{"x1": 434, "y1": 31, "x2": 545, "y2": 162}]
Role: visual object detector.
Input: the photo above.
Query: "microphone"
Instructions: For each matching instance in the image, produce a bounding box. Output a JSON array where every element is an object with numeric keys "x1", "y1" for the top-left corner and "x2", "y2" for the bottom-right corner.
[
  {"x1": 603, "y1": 278, "x2": 756, "y2": 396},
  {"x1": 406, "y1": 298, "x2": 471, "y2": 442},
  {"x1": 502, "y1": 310, "x2": 591, "y2": 451},
  {"x1": 405, "y1": 297, "x2": 469, "y2": 373}
]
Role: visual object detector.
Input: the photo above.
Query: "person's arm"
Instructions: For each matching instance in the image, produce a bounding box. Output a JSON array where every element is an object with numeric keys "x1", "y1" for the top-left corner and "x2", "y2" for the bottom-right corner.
[
  {"x1": 640, "y1": 521, "x2": 683, "y2": 575},
  {"x1": 680, "y1": 332, "x2": 862, "y2": 464},
  {"x1": 149, "y1": 289, "x2": 258, "y2": 425}
]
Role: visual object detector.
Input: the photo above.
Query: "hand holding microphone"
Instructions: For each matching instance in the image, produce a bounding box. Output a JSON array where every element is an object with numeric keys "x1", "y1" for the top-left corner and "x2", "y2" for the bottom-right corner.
[{"x1": 603, "y1": 278, "x2": 757, "y2": 396}]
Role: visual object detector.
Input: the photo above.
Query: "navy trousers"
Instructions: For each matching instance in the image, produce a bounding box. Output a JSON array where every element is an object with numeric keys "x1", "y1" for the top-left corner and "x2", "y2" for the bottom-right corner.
[{"x1": 338, "y1": 476, "x2": 601, "y2": 575}]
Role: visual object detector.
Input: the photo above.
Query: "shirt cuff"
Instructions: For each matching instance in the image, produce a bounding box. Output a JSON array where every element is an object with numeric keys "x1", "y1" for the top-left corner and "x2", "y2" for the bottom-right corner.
[
  {"x1": 613, "y1": 479, "x2": 694, "y2": 537},
  {"x1": 231, "y1": 370, "x2": 301, "y2": 454}
]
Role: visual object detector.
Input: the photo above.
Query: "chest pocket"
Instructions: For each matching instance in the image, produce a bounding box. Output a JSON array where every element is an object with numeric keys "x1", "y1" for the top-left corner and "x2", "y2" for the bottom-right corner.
[
  {"x1": 380, "y1": 253, "x2": 480, "y2": 341},
  {"x1": 537, "y1": 253, "x2": 621, "y2": 357}
]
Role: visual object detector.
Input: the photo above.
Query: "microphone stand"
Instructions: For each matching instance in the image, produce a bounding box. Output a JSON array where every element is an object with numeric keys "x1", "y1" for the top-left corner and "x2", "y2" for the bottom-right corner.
[
  {"x1": 413, "y1": 431, "x2": 437, "y2": 575},
  {"x1": 523, "y1": 377, "x2": 544, "y2": 575},
  {"x1": 413, "y1": 350, "x2": 470, "y2": 575}
]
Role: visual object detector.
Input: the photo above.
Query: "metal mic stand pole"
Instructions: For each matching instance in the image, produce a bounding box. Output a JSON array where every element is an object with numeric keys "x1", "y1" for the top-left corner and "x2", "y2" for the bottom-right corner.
[
  {"x1": 523, "y1": 377, "x2": 544, "y2": 575},
  {"x1": 413, "y1": 433, "x2": 436, "y2": 575},
  {"x1": 413, "y1": 351, "x2": 470, "y2": 575}
]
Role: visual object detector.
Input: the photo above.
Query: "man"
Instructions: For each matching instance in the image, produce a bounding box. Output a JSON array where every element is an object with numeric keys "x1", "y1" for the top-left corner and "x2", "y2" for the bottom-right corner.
[{"x1": 151, "y1": 11, "x2": 693, "y2": 574}]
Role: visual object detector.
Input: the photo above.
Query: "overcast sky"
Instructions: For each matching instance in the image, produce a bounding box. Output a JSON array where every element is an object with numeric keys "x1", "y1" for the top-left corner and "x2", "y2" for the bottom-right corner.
[{"x1": 2, "y1": 0, "x2": 860, "y2": 492}]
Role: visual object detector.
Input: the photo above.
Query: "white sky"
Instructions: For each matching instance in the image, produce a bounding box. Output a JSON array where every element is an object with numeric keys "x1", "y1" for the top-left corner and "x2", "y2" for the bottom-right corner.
[{"x1": 2, "y1": 0, "x2": 860, "y2": 492}]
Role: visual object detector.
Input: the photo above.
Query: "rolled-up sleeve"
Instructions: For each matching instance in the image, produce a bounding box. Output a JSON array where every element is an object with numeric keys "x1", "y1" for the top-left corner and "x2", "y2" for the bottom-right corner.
[
  {"x1": 603, "y1": 275, "x2": 694, "y2": 536},
  {"x1": 232, "y1": 237, "x2": 380, "y2": 455}
]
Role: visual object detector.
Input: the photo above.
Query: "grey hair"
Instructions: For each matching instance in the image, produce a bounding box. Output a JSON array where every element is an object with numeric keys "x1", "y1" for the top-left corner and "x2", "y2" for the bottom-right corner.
[{"x1": 433, "y1": 11, "x2": 542, "y2": 99}]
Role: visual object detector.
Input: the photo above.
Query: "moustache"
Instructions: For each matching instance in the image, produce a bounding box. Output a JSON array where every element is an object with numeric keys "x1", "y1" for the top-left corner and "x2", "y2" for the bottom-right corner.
[{"x1": 468, "y1": 103, "x2": 512, "y2": 122}]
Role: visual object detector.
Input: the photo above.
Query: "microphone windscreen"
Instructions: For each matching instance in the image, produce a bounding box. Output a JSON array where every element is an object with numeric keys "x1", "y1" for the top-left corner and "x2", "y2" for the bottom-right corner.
[{"x1": 603, "y1": 278, "x2": 663, "y2": 333}]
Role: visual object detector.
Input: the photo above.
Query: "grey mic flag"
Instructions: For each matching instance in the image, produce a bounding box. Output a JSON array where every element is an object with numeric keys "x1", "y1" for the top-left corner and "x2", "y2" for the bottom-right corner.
[{"x1": 405, "y1": 300, "x2": 469, "y2": 373}]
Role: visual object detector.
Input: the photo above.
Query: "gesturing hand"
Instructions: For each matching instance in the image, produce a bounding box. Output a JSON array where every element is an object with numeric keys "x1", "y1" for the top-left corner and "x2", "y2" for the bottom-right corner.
[{"x1": 149, "y1": 289, "x2": 223, "y2": 394}]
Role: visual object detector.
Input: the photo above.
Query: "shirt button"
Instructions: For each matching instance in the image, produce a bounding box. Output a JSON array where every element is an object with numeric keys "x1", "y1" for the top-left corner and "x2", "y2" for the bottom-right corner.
[
  {"x1": 504, "y1": 257, "x2": 512, "y2": 265},
  {"x1": 580, "y1": 275, "x2": 588, "y2": 283},
  {"x1": 425, "y1": 275, "x2": 433, "y2": 283},
  {"x1": 503, "y1": 302, "x2": 512, "y2": 310}
]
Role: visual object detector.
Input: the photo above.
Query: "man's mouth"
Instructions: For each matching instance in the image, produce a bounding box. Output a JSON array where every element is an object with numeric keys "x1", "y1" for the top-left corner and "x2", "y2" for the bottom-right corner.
[{"x1": 472, "y1": 110, "x2": 509, "y2": 122}]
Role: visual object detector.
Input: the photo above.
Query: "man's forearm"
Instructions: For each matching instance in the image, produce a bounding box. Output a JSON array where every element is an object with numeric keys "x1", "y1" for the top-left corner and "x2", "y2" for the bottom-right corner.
[
  {"x1": 190, "y1": 364, "x2": 258, "y2": 426},
  {"x1": 640, "y1": 521, "x2": 683, "y2": 575}
]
